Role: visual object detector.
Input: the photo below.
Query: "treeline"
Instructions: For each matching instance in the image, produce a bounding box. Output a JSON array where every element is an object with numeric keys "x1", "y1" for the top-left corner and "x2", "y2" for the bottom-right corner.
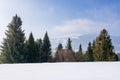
[
  {"x1": 54, "y1": 29, "x2": 118, "y2": 62},
  {"x1": 0, "y1": 15, "x2": 52, "y2": 63},
  {"x1": 0, "y1": 15, "x2": 118, "y2": 63}
]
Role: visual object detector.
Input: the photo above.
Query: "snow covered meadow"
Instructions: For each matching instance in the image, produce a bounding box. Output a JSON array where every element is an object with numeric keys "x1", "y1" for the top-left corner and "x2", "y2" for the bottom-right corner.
[{"x1": 0, "y1": 62, "x2": 120, "y2": 80}]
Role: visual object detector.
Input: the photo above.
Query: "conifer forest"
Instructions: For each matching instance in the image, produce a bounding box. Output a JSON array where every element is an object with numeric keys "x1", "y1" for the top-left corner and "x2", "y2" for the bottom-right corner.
[{"x1": 0, "y1": 15, "x2": 118, "y2": 63}]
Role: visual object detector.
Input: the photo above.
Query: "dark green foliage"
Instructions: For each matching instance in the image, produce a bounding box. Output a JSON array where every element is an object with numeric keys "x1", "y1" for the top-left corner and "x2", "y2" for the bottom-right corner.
[
  {"x1": 84, "y1": 42, "x2": 94, "y2": 61},
  {"x1": 0, "y1": 15, "x2": 119, "y2": 63},
  {"x1": 92, "y1": 40, "x2": 95, "y2": 50},
  {"x1": 25, "y1": 34, "x2": 43, "y2": 63},
  {"x1": 25, "y1": 35, "x2": 43, "y2": 63},
  {"x1": 57, "y1": 43, "x2": 63, "y2": 51},
  {"x1": 66, "y1": 38, "x2": 72, "y2": 50},
  {"x1": 0, "y1": 15, "x2": 26, "y2": 63},
  {"x1": 75, "y1": 44, "x2": 84, "y2": 61},
  {"x1": 35, "y1": 38, "x2": 42, "y2": 62},
  {"x1": 93, "y1": 29, "x2": 118, "y2": 61},
  {"x1": 41, "y1": 32, "x2": 52, "y2": 62},
  {"x1": 79, "y1": 44, "x2": 82, "y2": 52},
  {"x1": 26, "y1": 32, "x2": 36, "y2": 63}
]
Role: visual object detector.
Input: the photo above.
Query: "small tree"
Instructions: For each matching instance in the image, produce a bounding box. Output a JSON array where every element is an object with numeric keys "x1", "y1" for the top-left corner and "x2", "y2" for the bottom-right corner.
[
  {"x1": 75, "y1": 44, "x2": 84, "y2": 61},
  {"x1": 84, "y1": 42, "x2": 94, "y2": 61},
  {"x1": 92, "y1": 40, "x2": 95, "y2": 50},
  {"x1": 66, "y1": 38, "x2": 72, "y2": 50},
  {"x1": 57, "y1": 43, "x2": 63, "y2": 51},
  {"x1": 35, "y1": 38, "x2": 42, "y2": 62}
]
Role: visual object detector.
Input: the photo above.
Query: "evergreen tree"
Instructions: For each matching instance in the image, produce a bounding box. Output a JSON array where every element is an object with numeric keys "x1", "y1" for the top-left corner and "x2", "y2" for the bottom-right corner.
[
  {"x1": 75, "y1": 44, "x2": 84, "y2": 61},
  {"x1": 66, "y1": 38, "x2": 72, "y2": 50},
  {"x1": 78, "y1": 44, "x2": 82, "y2": 53},
  {"x1": 93, "y1": 29, "x2": 118, "y2": 61},
  {"x1": 92, "y1": 40, "x2": 95, "y2": 50},
  {"x1": 41, "y1": 32, "x2": 52, "y2": 62},
  {"x1": 35, "y1": 38, "x2": 42, "y2": 62},
  {"x1": 57, "y1": 43, "x2": 63, "y2": 51},
  {"x1": 84, "y1": 42, "x2": 94, "y2": 61},
  {"x1": 0, "y1": 15, "x2": 26, "y2": 63},
  {"x1": 26, "y1": 32, "x2": 36, "y2": 63},
  {"x1": 91, "y1": 40, "x2": 95, "y2": 60}
]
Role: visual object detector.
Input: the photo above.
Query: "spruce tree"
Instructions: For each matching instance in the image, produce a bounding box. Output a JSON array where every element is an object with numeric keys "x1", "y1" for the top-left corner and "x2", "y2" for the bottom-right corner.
[
  {"x1": 93, "y1": 29, "x2": 118, "y2": 61},
  {"x1": 57, "y1": 43, "x2": 63, "y2": 51},
  {"x1": 35, "y1": 38, "x2": 42, "y2": 62},
  {"x1": 66, "y1": 38, "x2": 72, "y2": 50},
  {"x1": 0, "y1": 15, "x2": 26, "y2": 63},
  {"x1": 84, "y1": 42, "x2": 94, "y2": 61},
  {"x1": 78, "y1": 44, "x2": 82, "y2": 53},
  {"x1": 92, "y1": 40, "x2": 95, "y2": 50},
  {"x1": 41, "y1": 32, "x2": 51, "y2": 62},
  {"x1": 75, "y1": 44, "x2": 84, "y2": 61},
  {"x1": 26, "y1": 32, "x2": 36, "y2": 63}
]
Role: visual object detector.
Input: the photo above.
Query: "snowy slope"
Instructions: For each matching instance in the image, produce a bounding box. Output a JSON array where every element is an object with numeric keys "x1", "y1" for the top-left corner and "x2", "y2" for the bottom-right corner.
[{"x1": 0, "y1": 62, "x2": 120, "y2": 80}]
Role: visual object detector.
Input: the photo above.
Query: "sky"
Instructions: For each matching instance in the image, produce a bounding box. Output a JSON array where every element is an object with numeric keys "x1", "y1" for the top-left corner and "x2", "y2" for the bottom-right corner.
[{"x1": 0, "y1": 0, "x2": 120, "y2": 41}]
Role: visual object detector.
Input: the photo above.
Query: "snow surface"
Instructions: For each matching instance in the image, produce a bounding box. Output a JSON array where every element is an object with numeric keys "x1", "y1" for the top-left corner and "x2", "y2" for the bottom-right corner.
[{"x1": 0, "y1": 62, "x2": 120, "y2": 80}]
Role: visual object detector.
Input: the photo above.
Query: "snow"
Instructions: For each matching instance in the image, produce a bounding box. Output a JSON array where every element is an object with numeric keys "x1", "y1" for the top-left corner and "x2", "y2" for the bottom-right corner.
[{"x1": 0, "y1": 62, "x2": 120, "y2": 80}]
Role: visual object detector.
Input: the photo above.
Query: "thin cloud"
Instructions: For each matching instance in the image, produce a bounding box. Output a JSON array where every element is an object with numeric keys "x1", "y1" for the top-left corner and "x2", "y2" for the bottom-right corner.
[
  {"x1": 49, "y1": 7, "x2": 55, "y2": 13},
  {"x1": 50, "y1": 19, "x2": 109, "y2": 38}
]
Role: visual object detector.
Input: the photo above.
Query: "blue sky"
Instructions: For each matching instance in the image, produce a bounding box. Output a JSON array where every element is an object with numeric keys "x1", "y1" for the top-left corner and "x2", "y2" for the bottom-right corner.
[{"x1": 0, "y1": 0, "x2": 120, "y2": 41}]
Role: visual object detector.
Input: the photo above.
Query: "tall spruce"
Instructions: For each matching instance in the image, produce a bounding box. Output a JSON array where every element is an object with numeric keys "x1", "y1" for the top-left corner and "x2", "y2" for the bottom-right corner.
[
  {"x1": 0, "y1": 15, "x2": 26, "y2": 63},
  {"x1": 57, "y1": 43, "x2": 63, "y2": 51},
  {"x1": 41, "y1": 32, "x2": 51, "y2": 62},
  {"x1": 93, "y1": 29, "x2": 118, "y2": 61},
  {"x1": 26, "y1": 32, "x2": 36, "y2": 63},
  {"x1": 75, "y1": 44, "x2": 84, "y2": 61},
  {"x1": 66, "y1": 38, "x2": 72, "y2": 50},
  {"x1": 84, "y1": 42, "x2": 94, "y2": 61},
  {"x1": 35, "y1": 38, "x2": 42, "y2": 62}
]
